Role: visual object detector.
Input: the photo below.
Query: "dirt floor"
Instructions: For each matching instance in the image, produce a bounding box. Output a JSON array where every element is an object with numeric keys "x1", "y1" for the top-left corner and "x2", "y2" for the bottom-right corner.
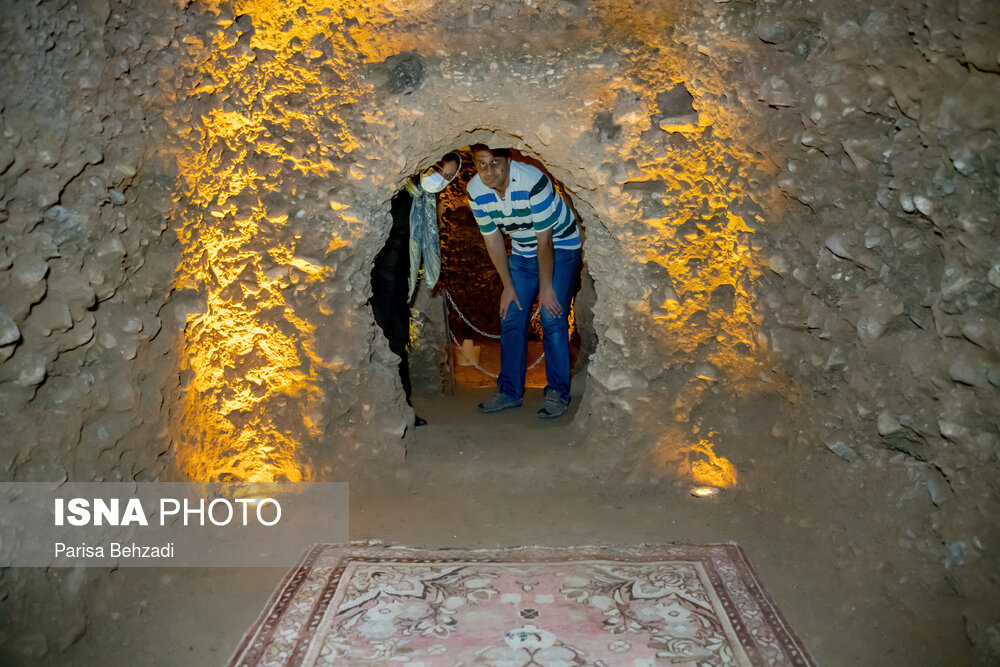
[{"x1": 51, "y1": 379, "x2": 973, "y2": 666}]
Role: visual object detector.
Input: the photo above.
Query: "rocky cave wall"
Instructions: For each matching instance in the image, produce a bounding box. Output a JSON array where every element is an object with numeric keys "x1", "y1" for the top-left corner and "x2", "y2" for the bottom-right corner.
[
  {"x1": 0, "y1": 0, "x2": 187, "y2": 656},
  {"x1": 0, "y1": 0, "x2": 997, "y2": 661},
  {"x1": 0, "y1": 0, "x2": 182, "y2": 482},
  {"x1": 745, "y1": 0, "x2": 1000, "y2": 655}
]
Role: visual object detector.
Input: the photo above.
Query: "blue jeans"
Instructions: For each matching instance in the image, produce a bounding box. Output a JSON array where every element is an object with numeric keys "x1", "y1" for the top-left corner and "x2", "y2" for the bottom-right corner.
[{"x1": 498, "y1": 248, "x2": 580, "y2": 402}]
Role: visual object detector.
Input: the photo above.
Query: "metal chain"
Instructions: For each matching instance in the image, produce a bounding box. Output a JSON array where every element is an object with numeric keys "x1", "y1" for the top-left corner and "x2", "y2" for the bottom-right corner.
[
  {"x1": 448, "y1": 329, "x2": 498, "y2": 378},
  {"x1": 444, "y1": 289, "x2": 546, "y2": 378},
  {"x1": 443, "y1": 289, "x2": 540, "y2": 340},
  {"x1": 526, "y1": 349, "x2": 546, "y2": 371},
  {"x1": 444, "y1": 290, "x2": 499, "y2": 339}
]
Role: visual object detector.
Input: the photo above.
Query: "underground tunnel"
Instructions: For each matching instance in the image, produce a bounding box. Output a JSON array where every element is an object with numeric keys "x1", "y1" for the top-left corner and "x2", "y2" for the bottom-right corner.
[
  {"x1": 0, "y1": 0, "x2": 998, "y2": 664},
  {"x1": 384, "y1": 144, "x2": 595, "y2": 399}
]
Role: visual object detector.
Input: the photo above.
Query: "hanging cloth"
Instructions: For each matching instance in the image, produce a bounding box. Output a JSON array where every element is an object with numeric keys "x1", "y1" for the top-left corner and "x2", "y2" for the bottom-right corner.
[{"x1": 404, "y1": 178, "x2": 441, "y2": 298}]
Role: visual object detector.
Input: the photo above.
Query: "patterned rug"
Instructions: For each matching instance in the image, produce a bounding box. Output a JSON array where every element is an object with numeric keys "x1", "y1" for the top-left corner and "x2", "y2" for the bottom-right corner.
[{"x1": 229, "y1": 544, "x2": 815, "y2": 666}]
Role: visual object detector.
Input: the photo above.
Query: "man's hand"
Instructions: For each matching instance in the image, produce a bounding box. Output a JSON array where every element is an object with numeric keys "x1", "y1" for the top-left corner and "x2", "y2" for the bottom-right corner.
[
  {"x1": 500, "y1": 285, "x2": 522, "y2": 319},
  {"x1": 535, "y1": 228, "x2": 561, "y2": 318},
  {"x1": 539, "y1": 285, "x2": 561, "y2": 317}
]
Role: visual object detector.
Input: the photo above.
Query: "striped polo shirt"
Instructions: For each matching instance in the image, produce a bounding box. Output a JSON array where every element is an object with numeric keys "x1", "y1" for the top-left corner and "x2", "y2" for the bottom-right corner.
[{"x1": 466, "y1": 161, "x2": 580, "y2": 257}]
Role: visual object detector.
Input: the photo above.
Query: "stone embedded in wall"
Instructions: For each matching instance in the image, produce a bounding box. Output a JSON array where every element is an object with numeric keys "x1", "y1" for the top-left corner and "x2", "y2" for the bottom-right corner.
[
  {"x1": 855, "y1": 284, "x2": 905, "y2": 345},
  {"x1": 823, "y1": 436, "x2": 858, "y2": 463},
  {"x1": 2, "y1": 350, "x2": 48, "y2": 387},
  {"x1": 0, "y1": 309, "x2": 21, "y2": 347},
  {"x1": 383, "y1": 51, "x2": 427, "y2": 96},
  {"x1": 611, "y1": 89, "x2": 648, "y2": 130},
  {"x1": 757, "y1": 75, "x2": 797, "y2": 108},
  {"x1": 948, "y1": 353, "x2": 991, "y2": 389},
  {"x1": 4, "y1": 254, "x2": 49, "y2": 321}
]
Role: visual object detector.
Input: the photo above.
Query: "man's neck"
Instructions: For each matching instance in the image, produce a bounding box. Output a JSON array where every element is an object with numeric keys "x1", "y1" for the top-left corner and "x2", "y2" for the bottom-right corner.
[{"x1": 492, "y1": 174, "x2": 510, "y2": 199}]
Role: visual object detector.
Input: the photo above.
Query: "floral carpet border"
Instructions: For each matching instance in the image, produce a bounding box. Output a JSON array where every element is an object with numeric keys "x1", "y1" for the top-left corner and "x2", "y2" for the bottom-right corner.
[{"x1": 228, "y1": 543, "x2": 816, "y2": 666}]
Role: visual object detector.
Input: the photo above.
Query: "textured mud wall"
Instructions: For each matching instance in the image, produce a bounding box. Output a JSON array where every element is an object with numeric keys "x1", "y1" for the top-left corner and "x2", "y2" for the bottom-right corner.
[
  {"x1": 0, "y1": 0, "x2": 185, "y2": 655},
  {"x1": 0, "y1": 0, "x2": 181, "y2": 482},
  {"x1": 161, "y1": 0, "x2": 767, "y2": 487},
  {"x1": 744, "y1": 1, "x2": 1000, "y2": 655},
  {"x1": 0, "y1": 0, "x2": 997, "y2": 661}
]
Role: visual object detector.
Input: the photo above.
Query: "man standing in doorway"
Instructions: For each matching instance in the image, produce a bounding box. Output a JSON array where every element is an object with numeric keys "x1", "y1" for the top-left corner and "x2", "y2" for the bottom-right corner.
[{"x1": 466, "y1": 145, "x2": 581, "y2": 419}]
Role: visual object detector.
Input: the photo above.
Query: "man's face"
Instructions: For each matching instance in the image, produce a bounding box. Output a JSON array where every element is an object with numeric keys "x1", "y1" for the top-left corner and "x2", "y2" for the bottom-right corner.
[{"x1": 474, "y1": 149, "x2": 511, "y2": 192}]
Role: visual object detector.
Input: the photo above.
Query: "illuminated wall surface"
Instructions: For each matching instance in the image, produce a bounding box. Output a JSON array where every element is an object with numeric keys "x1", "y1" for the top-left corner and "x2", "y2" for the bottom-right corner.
[
  {"x1": 165, "y1": 0, "x2": 779, "y2": 486},
  {"x1": 170, "y1": 1, "x2": 389, "y2": 482}
]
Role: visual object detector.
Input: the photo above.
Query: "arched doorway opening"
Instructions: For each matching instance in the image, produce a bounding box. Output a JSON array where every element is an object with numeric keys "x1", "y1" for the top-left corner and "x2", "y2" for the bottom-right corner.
[{"x1": 370, "y1": 142, "x2": 598, "y2": 419}]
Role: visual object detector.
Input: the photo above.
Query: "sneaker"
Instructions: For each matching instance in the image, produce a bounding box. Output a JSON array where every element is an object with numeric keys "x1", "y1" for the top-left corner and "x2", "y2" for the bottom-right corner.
[
  {"x1": 537, "y1": 390, "x2": 569, "y2": 419},
  {"x1": 477, "y1": 391, "x2": 522, "y2": 414}
]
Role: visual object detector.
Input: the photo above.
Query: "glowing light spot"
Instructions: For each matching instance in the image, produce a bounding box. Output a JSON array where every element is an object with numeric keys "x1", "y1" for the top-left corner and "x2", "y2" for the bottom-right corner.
[
  {"x1": 689, "y1": 445, "x2": 738, "y2": 489},
  {"x1": 653, "y1": 427, "x2": 739, "y2": 490}
]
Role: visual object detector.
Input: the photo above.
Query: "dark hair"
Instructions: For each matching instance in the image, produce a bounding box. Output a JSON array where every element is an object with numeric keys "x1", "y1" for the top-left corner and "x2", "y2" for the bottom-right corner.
[
  {"x1": 442, "y1": 151, "x2": 461, "y2": 165},
  {"x1": 470, "y1": 144, "x2": 510, "y2": 159}
]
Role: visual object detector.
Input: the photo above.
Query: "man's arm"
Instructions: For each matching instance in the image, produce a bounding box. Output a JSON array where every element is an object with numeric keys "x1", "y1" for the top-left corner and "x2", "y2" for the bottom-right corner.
[
  {"x1": 526, "y1": 171, "x2": 563, "y2": 317},
  {"x1": 482, "y1": 231, "x2": 522, "y2": 319},
  {"x1": 535, "y1": 228, "x2": 561, "y2": 317},
  {"x1": 468, "y1": 184, "x2": 521, "y2": 319}
]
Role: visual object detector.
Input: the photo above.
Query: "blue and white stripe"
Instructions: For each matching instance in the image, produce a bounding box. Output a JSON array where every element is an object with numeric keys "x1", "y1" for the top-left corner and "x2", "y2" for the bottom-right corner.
[{"x1": 466, "y1": 161, "x2": 580, "y2": 257}]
